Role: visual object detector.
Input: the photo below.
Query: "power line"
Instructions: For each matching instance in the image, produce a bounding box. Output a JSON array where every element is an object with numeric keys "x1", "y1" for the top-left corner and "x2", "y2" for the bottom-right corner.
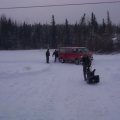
[{"x1": 0, "y1": 1, "x2": 120, "y2": 10}]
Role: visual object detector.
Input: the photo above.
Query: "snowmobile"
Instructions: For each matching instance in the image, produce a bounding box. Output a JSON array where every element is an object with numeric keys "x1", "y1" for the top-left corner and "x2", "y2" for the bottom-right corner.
[{"x1": 86, "y1": 67, "x2": 100, "y2": 84}]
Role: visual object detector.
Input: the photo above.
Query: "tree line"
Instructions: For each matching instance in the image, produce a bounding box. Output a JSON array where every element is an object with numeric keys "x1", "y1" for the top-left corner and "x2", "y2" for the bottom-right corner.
[{"x1": 0, "y1": 11, "x2": 120, "y2": 53}]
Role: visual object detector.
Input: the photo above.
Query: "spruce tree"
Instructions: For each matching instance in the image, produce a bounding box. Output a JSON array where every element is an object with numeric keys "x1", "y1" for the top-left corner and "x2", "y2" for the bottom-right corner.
[
  {"x1": 64, "y1": 19, "x2": 70, "y2": 47},
  {"x1": 51, "y1": 15, "x2": 57, "y2": 48}
]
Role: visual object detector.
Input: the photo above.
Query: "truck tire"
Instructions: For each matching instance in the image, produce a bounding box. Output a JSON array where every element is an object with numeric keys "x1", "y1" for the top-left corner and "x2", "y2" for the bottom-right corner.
[
  {"x1": 75, "y1": 59, "x2": 79, "y2": 65},
  {"x1": 60, "y1": 58, "x2": 64, "y2": 63}
]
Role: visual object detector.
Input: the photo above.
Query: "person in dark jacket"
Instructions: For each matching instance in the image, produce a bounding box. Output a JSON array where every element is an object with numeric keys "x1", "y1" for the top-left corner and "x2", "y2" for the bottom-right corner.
[
  {"x1": 52, "y1": 50, "x2": 58, "y2": 62},
  {"x1": 46, "y1": 49, "x2": 50, "y2": 63},
  {"x1": 81, "y1": 54, "x2": 91, "y2": 81}
]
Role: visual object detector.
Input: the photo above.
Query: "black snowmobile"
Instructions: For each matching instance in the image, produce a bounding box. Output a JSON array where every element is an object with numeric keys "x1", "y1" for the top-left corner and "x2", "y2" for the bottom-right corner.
[{"x1": 86, "y1": 67, "x2": 100, "y2": 84}]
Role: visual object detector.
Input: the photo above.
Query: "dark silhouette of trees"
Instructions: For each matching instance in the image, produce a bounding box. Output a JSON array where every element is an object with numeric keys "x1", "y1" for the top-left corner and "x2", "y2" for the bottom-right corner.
[
  {"x1": 63, "y1": 19, "x2": 70, "y2": 47},
  {"x1": 51, "y1": 15, "x2": 57, "y2": 48},
  {"x1": 115, "y1": 25, "x2": 120, "y2": 52},
  {"x1": 101, "y1": 11, "x2": 114, "y2": 53},
  {"x1": 0, "y1": 12, "x2": 119, "y2": 53}
]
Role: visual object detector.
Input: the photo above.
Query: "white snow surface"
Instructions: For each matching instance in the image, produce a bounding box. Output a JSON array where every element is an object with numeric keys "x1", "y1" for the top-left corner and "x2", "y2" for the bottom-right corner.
[{"x1": 0, "y1": 49, "x2": 120, "y2": 120}]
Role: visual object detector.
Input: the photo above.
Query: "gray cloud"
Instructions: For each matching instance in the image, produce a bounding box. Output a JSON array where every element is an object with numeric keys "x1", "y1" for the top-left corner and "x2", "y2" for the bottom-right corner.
[{"x1": 0, "y1": 0, "x2": 120, "y2": 24}]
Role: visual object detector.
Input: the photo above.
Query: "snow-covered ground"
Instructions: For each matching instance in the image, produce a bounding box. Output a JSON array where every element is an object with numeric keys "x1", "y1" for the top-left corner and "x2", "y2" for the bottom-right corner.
[{"x1": 0, "y1": 49, "x2": 120, "y2": 120}]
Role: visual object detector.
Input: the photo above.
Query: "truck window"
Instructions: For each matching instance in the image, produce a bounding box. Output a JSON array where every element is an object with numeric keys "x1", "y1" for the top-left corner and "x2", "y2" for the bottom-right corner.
[
  {"x1": 73, "y1": 49, "x2": 77, "y2": 53},
  {"x1": 82, "y1": 48, "x2": 89, "y2": 53},
  {"x1": 60, "y1": 49, "x2": 66, "y2": 53},
  {"x1": 77, "y1": 49, "x2": 83, "y2": 53},
  {"x1": 66, "y1": 49, "x2": 72, "y2": 53},
  {"x1": 77, "y1": 48, "x2": 89, "y2": 53}
]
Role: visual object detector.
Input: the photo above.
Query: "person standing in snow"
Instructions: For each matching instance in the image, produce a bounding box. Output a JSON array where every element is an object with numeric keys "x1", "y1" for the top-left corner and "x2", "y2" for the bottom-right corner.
[
  {"x1": 46, "y1": 48, "x2": 50, "y2": 63},
  {"x1": 81, "y1": 54, "x2": 91, "y2": 81},
  {"x1": 52, "y1": 50, "x2": 58, "y2": 62}
]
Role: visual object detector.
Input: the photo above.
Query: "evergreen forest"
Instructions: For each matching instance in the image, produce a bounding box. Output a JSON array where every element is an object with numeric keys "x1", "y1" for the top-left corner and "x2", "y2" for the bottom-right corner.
[{"x1": 0, "y1": 11, "x2": 120, "y2": 53}]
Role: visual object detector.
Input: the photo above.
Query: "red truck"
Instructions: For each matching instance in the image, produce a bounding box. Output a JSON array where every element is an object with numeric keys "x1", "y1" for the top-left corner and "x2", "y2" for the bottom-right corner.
[{"x1": 58, "y1": 47, "x2": 93, "y2": 65}]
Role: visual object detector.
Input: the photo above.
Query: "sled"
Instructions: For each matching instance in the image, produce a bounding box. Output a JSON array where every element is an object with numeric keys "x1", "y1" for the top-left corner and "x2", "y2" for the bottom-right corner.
[
  {"x1": 86, "y1": 75, "x2": 100, "y2": 83},
  {"x1": 86, "y1": 68, "x2": 100, "y2": 84}
]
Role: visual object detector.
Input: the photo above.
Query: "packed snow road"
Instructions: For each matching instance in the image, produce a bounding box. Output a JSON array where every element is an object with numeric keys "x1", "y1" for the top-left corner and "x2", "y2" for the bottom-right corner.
[{"x1": 0, "y1": 50, "x2": 120, "y2": 120}]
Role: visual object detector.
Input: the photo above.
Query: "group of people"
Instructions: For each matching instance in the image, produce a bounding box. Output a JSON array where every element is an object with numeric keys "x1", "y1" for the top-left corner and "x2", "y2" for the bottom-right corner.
[
  {"x1": 46, "y1": 49, "x2": 91, "y2": 81},
  {"x1": 46, "y1": 49, "x2": 59, "y2": 63}
]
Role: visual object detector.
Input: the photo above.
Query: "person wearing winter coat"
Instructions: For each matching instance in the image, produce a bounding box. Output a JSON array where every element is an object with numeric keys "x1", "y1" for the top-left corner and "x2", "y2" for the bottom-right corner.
[
  {"x1": 52, "y1": 50, "x2": 58, "y2": 62},
  {"x1": 46, "y1": 49, "x2": 50, "y2": 63},
  {"x1": 81, "y1": 54, "x2": 91, "y2": 81}
]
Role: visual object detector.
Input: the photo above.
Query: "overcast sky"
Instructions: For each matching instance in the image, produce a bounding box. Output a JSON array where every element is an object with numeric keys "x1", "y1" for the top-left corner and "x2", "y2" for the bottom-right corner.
[{"x1": 0, "y1": 0, "x2": 120, "y2": 25}]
